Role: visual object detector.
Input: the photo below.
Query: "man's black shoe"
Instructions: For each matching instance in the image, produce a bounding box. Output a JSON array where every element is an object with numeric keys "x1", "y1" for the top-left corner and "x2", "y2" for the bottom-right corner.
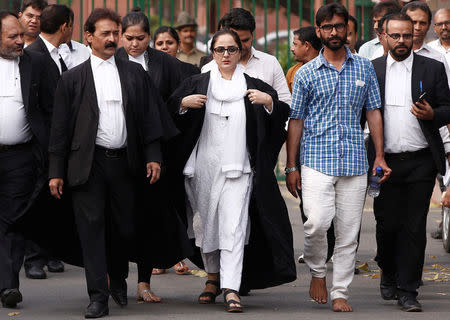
[
  {"x1": 85, "y1": 301, "x2": 109, "y2": 318},
  {"x1": 380, "y1": 284, "x2": 397, "y2": 300},
  {"x1": 397, "y1": 296, "x2": 422, "y2": 312},
  {"x1": 110, "y1": 279, "x2": 127, "y2": 307},
  {"x1": 380, "y1": 272, "x2": 397, "y2": 300},
  {"x1": 47, "y1": 260, "x2": 65, "y2": 273},
  {"x1": 25, "y1": 265, "x2": 47, "y2": 279},
  {"x1": 1, "y1": 289, "x2": 23, "y2": 308}
]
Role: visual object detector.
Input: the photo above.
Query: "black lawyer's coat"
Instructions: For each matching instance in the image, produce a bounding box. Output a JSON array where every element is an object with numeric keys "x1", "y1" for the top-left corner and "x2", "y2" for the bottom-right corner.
[
  {"x1": 0, "y1": 51, "x2": 53, "y2": 231},
  {"x1": 25, "y1": 37, "x2": 61, "y2": 102},
  {"x1": 167, "y1": 72, "x2": 296, "y2": 289},
  {"x1": 115, "y1": 46, "x2": 198, "y2": 102},
  {"x1": 44, "y1": 57, "x2": 190, "y2": 267},
  {"x1": 369, "y1": 53, "x2": 450, "y2": 175}
]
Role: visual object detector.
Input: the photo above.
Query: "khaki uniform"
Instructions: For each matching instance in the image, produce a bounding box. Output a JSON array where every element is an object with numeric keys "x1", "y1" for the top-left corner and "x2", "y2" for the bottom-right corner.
[{"x1": 177, "y1": 47, "x2": 205, "y2": 67}]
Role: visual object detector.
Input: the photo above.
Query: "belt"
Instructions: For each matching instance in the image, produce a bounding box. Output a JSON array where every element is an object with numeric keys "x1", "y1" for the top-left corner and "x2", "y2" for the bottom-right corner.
[
  {"x1": 0, "y1": 141, "x2": 32, "y2": 152},
  {"x1": 95, "y1": 145, "x2": 127, "y2": 158},
  {"x1": 385, "y1": 148, "x2": 430, "y2": 161}
]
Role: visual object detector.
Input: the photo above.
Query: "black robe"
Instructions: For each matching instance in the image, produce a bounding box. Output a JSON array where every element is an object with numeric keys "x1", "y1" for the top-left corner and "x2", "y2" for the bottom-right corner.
[
  {"x1": 28, "y1": 57, "x2": 191, "y2": 268},
  {"x1": 167, "y1": 72, "x2": 296, "y2": 289}
]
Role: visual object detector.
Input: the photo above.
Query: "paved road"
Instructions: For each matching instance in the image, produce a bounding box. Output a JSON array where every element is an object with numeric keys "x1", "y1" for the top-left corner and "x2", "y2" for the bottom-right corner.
[{"x1": 4, "y1": 187, "x2": 450, "y2": 320}]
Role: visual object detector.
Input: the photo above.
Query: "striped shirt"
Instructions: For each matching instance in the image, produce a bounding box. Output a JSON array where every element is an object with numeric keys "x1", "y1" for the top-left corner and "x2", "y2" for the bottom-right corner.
[{"x1": 290, "y1": 47, "x2": 381, "y2": 176}]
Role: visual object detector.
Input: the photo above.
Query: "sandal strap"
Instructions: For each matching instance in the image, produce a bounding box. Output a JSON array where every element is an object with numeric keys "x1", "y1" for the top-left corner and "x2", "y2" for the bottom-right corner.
[
  {"x1": 199, "y1": 291, "x2": 217, "y2": 299},
  {"x1": 205, "y1": 280, "x2": 220, "y2": 287},
  {"x1": 225, "y1": 299, "x2": 241, "y2": 305},
  {"x1": 223, "y1": 289, "x2": 240, "y2": 299}
]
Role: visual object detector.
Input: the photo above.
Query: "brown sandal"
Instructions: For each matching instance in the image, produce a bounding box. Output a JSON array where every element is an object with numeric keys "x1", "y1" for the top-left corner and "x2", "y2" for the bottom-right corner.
[
  {"x1": 223, "y1": 289, "x2": 243, "y2": 313},
  {"x1": 198, "y1": 280, "x2": 221, "y2": 304}
]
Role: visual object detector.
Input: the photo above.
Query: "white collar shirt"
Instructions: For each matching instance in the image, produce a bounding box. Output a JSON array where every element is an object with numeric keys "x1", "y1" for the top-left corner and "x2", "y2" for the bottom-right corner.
[
  {"x1": 59, "y1": 40, "x2": 90, "y2": 69},
  {"x1": 0, "y1": 57, "x2": 33, "y2": 145},
  {"x1": 384, "y1": 52, "x2": 428, "y2": 153},
  {"x1": 128, "y1": 52, "x2": 148, "y2": 71},
  {"x1": 428, "y1": 39, "x2": 450, "y2": 68},
  {"x1": 201, "y1": 47, "x2": 291, "y2": 105},
  {"x1": 90, "y1": 54, "x2": 127, "y2": 149},
  {"x1": 358, "y1": 37, "x2": 381, "y2": 59},
  {"x1": 415, "y1": 42, "x2": 450, "y2": 88},
  {"x1": 40, "y1": 34, "x2": 63, "y2": 74}
]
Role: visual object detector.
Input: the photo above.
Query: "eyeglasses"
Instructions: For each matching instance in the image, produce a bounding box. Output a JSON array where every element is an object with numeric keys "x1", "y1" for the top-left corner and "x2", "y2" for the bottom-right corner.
[
  {"x1": 319, "y1": 23, "x2": 346, "y2": 33},
  {"x1": 213, "y1": 46, "x2": 239, "y2": 55},
  {"x1": 435, "y1": 20, "x2": 450, "y2": 28},
  {"x1": 386, "y1": 33, "x2": 413, "y2": 41}
]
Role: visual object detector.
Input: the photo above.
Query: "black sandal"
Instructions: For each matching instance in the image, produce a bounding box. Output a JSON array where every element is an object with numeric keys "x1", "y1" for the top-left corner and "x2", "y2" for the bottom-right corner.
[
  {"x1": 198, "y1": 280, "x2": 221, "y2": 304},
  {"x1": 223, "y1": 289, "x2": 243, "y2": 313}
]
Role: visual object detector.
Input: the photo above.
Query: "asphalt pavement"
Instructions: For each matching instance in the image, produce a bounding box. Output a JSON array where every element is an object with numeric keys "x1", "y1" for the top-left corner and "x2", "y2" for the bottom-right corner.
[{"x1": 3, "y1": 186, "x2": 450, "y2": 320}]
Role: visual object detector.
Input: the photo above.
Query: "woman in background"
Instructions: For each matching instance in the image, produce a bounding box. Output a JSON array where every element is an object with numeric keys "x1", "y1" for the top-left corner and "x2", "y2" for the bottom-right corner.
[{"x1": 153, "y1": 26, "x2": 199, "y2": 80}]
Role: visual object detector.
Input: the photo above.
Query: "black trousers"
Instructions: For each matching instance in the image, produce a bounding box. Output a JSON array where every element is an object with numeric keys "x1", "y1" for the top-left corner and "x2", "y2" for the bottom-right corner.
[
  {"x1": 24, "y1": 241, "x2": 48, "y2": 269},
  {"x1": 0, "y1": 144, "x2": 35, "y2": 290},
  {"x1": 71, "y1": 148, "x2": 136, "y2": 303},
  {"x1": 374, "y1": 149, "x2": 436, "y2": 297}
]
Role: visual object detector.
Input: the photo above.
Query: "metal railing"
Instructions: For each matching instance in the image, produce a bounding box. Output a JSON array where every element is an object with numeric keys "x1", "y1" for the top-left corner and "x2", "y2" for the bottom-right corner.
[{"x1": 3, "y1": 0, "x2": 374, "y2": 72}]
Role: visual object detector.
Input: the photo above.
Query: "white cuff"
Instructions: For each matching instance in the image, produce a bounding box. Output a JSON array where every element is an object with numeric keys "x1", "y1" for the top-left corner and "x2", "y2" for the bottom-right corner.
[
  {"x1": 179, "y1": 106, "x2": 188, "y2": 115},
  {"x1": 264, "y1": 102, "x2": 274, "y2": 115}
]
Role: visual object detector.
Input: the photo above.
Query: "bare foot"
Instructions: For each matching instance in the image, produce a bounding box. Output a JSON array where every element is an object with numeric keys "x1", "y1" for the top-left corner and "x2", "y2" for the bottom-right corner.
[
  {"x1": 137, "y1": 282, "x2": 162, "y2": 303},
  {"x1": 332, "y1": 298, "x2": 353, "y2": 312},
  {"x1": 309, "y1": 277, "x2": 328, "y2": 304}
]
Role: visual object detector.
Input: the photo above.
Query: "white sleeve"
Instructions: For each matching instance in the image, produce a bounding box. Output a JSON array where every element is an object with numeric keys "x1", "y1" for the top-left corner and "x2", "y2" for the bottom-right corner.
[{"x1": 271, "y1": 57, "x2": 292, "y2": 106}]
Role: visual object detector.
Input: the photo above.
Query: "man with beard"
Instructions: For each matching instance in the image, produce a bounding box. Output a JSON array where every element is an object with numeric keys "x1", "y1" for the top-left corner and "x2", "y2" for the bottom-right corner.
[
  {"x1": 429, "y1": 8, "x2": 450, "y2": 67},
  {"x1": 48, "y1": 8, "x2": 179, "y2": 318},
  {"x1": 401, "y1": 1, "x2": 450, "y2": 86},
  {"x1": 371, "y1": 13, "x2": 450, "y2": 312},
  {"x1": 0, "y1": 11, "x2": 52, "y2": 309},
  {"x1": 287, "y1": 3, "x2": 390, "y2": 312},
  {"x1": 18, "y1": 0, "x2": 47, "y2": 47}
]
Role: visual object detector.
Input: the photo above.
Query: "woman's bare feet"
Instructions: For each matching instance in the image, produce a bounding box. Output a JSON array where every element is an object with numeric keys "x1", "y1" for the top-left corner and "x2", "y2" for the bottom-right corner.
[
  {"x1": 309, "y1": 277, "x2": 328, "y2": 304},
  {"x1": 136, "y1": 282, "x2": 162, "y2": 303},
  {"x1": 332, "y1": 298, "x2": 353, "y2": 312}
]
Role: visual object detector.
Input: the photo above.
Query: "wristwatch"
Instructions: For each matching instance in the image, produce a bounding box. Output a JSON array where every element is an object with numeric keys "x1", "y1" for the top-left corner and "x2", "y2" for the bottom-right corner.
[{"x1": 284, "y1": 167, "x2": 298, "y2": 175}]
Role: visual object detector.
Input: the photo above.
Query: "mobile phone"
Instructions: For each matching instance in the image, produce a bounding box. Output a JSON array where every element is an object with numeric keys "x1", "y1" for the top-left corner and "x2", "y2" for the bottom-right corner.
[{"x1": 417, "y1": 92, "x2": 427, "y2": 104}]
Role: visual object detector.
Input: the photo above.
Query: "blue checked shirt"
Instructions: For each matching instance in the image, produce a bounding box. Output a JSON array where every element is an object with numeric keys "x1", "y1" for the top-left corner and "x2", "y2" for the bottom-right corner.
[{"x1": 290, "y1": 48, "x2": 381, "y2": 176}]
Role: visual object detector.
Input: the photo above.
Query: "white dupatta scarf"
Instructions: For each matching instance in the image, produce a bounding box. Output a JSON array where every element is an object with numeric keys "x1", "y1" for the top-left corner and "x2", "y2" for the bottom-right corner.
[{"x1": 184, "y1": 61, "x2": 251, "y2": 178}]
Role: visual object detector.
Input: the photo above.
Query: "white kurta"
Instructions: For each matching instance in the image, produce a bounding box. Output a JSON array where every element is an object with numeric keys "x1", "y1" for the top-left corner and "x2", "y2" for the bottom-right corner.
[{"x1": 184, "y1": 64, "x2": 252, "y2": 254}]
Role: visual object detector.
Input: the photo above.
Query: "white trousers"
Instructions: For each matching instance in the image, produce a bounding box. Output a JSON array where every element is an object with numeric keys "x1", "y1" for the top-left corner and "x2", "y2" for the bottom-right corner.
[
  {"x1": 200, "y1": 219, "x2": 246, "y2": 291},
  {"x1": 301, "y1": 165, "x2": 367, "y2": 301}
]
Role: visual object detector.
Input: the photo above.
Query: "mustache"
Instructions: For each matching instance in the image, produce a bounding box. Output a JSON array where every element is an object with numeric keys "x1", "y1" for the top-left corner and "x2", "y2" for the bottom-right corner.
[
  {"x1": 105, "y1": 42, "x2": 117, "y2": 49},
  {"x1": 329, "y1": 36, "x2": 344, "y2": 42}
]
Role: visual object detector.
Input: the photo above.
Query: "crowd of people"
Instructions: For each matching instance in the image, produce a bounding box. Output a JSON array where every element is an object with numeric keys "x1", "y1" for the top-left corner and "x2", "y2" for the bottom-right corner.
[{"x1": 0, "y1": 0, "x2": 449, "y2": 318}]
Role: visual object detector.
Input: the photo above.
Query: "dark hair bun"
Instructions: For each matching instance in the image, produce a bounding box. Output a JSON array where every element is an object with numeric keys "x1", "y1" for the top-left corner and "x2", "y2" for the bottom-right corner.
[{"x1": 131, "y1": 7, "x2": 142, "y2": 12}]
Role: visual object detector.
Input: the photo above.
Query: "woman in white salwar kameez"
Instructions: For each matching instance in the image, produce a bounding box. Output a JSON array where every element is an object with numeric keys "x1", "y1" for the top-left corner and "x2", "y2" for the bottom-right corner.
[{"x1": 178, "y1": 29, "x2": 276, "y2": 312}]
